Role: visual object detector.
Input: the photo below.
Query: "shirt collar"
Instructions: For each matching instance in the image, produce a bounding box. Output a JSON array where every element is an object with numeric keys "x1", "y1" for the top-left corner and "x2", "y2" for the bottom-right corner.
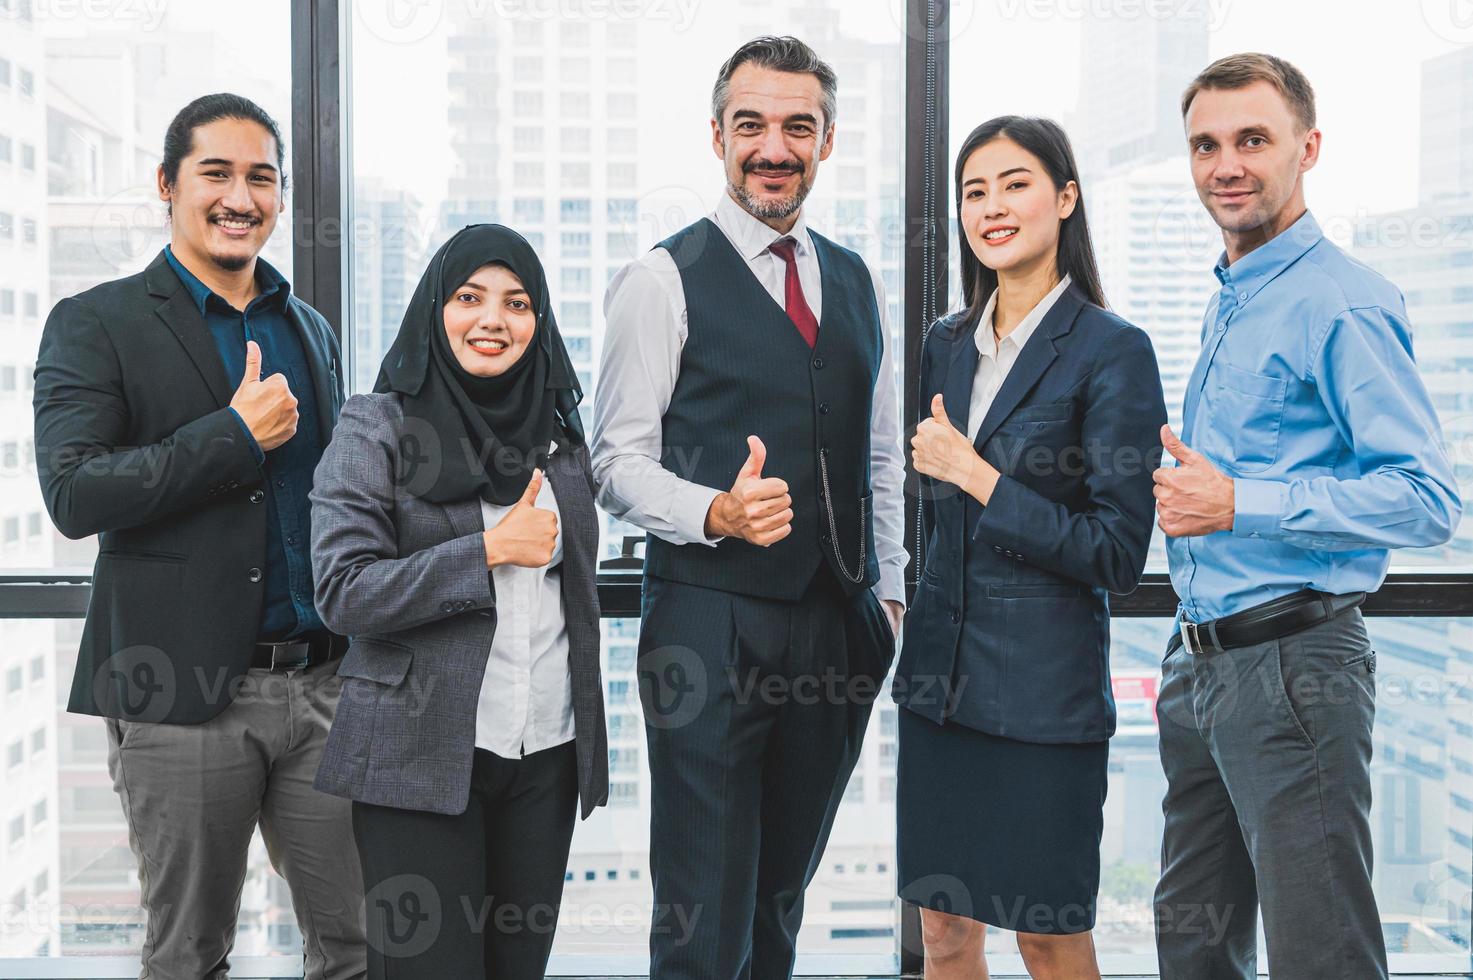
[
  {"x1": 164, "y1": 243, "x2": 292, "y2": 316},
  {"x1": 1212, "y1": 209, "x2": 1322, "y2": 304},
  {"x1": 712, "y1": 190, "x2": 811, "y2": 263},
  {"x1": 976, "y1": 273, "x2": 1073, "y2": 358}
]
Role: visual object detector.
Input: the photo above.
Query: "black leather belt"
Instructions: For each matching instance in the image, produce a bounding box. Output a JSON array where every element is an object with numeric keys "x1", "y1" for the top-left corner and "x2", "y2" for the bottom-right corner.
[
  {"x1": 251, "y1": 630, "x2": 342, "y2": 672},
  {"x1": 1168, "y1": 588, "x2": 1367, "y2": 657}
]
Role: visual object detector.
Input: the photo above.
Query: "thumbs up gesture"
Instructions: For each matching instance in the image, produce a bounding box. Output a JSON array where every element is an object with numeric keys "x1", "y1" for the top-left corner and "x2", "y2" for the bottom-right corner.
[
  {"x1": 912, "y1": 393, "x2": 999, "y2": 503},
  {"x1": 228, "y1": 340, "x2": 298, "y2": 452},
  {"x1": 703, "y1": 435, "x2": 794, "y2": 546},
  {"x1": 483, "y1": 468, "x2": 559, "y2": 568},
  {"x1": 1153, "y1": 424, "x2": 1235, "y2": 537}
]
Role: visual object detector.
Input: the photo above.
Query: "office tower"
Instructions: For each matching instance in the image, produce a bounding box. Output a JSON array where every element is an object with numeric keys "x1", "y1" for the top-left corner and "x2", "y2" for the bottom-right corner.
[
  {"x1": 1350, "y1": 46, "x2": 1473, "y2": 956},
  {"x1": 0, "y1": 4, "x2": 59, "y2": 957}
]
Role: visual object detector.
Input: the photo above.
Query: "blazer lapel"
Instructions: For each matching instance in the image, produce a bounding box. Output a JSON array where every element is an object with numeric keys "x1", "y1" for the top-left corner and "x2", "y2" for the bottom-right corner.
[
  {"x1": 285, "y1": 301, "x2": 341, "y2": 444},
  {"x1": 940, "y1": 326, "x2": 979, "y2": 438},
  {"x1": 969, "y1": 285, "x2": 1085, "y2": 451},
  {"x1": 442, "y1": 497, "x2": 485, "y2": 539},
  {"x1": 145, "y1": 252, "x2": 234, "y2": 409}
]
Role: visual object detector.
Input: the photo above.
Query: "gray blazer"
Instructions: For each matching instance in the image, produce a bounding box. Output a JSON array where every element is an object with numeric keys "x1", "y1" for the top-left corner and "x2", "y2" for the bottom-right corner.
[{"x1": 309, "y1": 392, "x2": 609, "y2": 818}]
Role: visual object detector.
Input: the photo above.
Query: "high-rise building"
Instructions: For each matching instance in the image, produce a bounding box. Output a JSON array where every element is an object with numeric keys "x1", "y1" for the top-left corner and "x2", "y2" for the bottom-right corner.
[
  {"x1": 0, "y1": 3, "x2": 59, "y2": 958},
  {"x1": 1069, "y1": 13, "x2": 1207, "y2": 178},
  {"x1": 1420, "y1": 47, "x2": 1473, "y2": 207}
]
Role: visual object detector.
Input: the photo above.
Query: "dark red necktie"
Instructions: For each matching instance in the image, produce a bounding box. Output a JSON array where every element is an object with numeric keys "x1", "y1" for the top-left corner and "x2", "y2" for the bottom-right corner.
[{"x1": 766, "y1": 237, "x2": 819, "y2": 348}]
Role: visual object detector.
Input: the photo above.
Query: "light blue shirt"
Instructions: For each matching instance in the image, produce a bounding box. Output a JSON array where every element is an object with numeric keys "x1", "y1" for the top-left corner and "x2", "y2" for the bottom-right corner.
[{"x1": 1167, "y1": 210, "x2": 1462, "y2": 623}]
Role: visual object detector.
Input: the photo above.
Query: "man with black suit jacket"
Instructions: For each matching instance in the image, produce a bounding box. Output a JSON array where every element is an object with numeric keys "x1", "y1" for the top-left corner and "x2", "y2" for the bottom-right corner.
[{"x1": 33, "y1": 94, "x2": 364, "y2": 980}]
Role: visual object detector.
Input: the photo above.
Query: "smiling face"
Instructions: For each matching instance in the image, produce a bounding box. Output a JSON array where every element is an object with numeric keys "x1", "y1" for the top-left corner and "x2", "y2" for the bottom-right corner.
[
  {"x1": 158, "y1": 117, "x2": 283, "y2": 273},
  {"x1": 711, "y1": 62, "x2": 834, "y2": 226},
  {"x1": 959, "y1": 136, "x2": 1077, "y2": 279},
  {"x1": 442, "y1": 263, "x2": 537, "y2": 378},
  {"x1": 1184, "y1": 79, "x2": 1319, "y2": 253}
]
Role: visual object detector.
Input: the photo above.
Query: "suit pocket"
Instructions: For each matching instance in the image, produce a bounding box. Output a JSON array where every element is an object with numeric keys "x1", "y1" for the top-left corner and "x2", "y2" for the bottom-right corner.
[
  {"x1": 987, "y1": 582, "x2": 1085, "y2": 598},
  {"x1": 1006, "y1": 400, "x2": 1073, "y2": 424},
  {"x1": 335, "y1": 637, "x2": 414, "y2": 687},
  {"x1": 99, "y1": 548, "x2": 187, "y2": 564}
]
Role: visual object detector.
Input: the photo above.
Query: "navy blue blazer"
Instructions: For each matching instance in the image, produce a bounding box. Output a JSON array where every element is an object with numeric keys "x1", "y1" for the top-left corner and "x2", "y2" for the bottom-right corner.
[{"x1": 892, "y1": 284, "x2": 1166, "y2": 743}]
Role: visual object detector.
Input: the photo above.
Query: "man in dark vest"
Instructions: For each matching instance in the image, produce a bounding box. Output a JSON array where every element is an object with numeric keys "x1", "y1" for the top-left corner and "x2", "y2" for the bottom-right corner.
[
  {"x1": 33, "y1": 94, "x2": 364, "y2": 978},
  {"x1": 592, "y1": 36, "x2": 906, "y2": 980}
]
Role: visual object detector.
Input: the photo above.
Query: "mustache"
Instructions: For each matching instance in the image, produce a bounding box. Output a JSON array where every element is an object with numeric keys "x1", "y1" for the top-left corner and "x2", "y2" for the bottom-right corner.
[
  {"x1": 743, "y1": 158, "x2": 804, "y2": 175},
  {"x1": 209, "y1": 210, "x2": 263, "y2": 224}
]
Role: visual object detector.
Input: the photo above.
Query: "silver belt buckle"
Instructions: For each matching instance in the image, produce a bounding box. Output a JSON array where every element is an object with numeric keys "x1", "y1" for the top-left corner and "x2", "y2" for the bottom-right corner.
[
  {"x1": 267, "y1": 640, "x2": 310, "y2": 671},
  {"x1": 1179, "y1": 619, "x2": 1203, "y2": 656}
]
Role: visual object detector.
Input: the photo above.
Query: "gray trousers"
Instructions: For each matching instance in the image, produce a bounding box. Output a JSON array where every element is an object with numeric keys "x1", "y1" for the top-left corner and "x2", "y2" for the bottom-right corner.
[
  {"x1": 1153, "y1": 608, "x2": 1386, "y2": 979},
  {"x1": 105, "y1": 659, "x2": 367, "y2": 980}
]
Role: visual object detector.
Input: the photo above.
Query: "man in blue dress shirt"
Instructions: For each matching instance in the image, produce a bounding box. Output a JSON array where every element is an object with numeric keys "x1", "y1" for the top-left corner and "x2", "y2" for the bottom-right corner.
[{"x1": 1150, "y1": 54, "x2": 1462, "y2": 979}]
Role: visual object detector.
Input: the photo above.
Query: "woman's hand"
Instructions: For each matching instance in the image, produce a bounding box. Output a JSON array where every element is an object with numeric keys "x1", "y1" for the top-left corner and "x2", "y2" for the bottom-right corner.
[
  {"x1": 482, "y1": 469, "x2": 558, "y2": 568},
  {"x1": 911, "y1": 394, "x2": 1001, "y2": 505}
]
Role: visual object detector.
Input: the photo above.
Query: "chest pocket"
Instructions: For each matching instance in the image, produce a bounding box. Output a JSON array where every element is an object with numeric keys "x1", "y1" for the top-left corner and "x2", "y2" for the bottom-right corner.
[
  {"x1": 986, "y1": 400, "x2": 1081, "y2": 480},
  {"x1": 1207, "y1": 362, "x2": 1286, "y2": 473}
]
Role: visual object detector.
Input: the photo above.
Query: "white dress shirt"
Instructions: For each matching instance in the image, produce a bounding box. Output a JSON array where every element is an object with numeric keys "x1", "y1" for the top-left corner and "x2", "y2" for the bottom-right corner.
[
  {"x1": 966, "y1": 275, "x2": 1074, "y2": 443},
  {"x1": 474, "y1": 444, "x2": 576, "y2": 758},
  {"x1": 591, "y1": 192, "x2": 908, "y2": 606}
]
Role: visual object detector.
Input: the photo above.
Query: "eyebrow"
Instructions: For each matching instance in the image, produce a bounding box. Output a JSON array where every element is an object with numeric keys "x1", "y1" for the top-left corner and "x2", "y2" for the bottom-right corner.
[
  {"x1": 729, "y1": 108, "x2": 820, "y2": 127},
  {"x1": 457, "y1": 282, "x2": 530, "y2": 298},
  {"x1": 195, "y1": 158, "x2": 279, "y2": 173},
  {"x1": 963, "y1": 166, "x2": 1032, "y2": 187},
  {"x1": 1187, "y1": 125, "x2": 1272, "y2": 145}
]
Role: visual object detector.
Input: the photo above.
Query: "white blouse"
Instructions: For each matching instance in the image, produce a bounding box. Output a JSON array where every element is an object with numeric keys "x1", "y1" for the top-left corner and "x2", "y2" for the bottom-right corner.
[
  {"x1": 966, "y1": 274, "x2": 1074, "y2": 443},
  {"x1": 473, "y1": 447, "x2": 576, "y2": 758}
]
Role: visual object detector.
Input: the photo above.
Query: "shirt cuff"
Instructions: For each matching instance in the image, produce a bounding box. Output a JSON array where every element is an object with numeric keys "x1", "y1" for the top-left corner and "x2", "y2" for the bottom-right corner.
[
  {"x1": 1231, "y1": 478, "x2": 1285, "y2": 540},
  {"x1": 873, "y1": 564, "x2": 906, "y2": 609},
  {"x1": 229, "y1": 407, "x2": 266, "y2": 466},
  {"x1": 669, "y1": 483, "x2": 726, "y2": 546}
]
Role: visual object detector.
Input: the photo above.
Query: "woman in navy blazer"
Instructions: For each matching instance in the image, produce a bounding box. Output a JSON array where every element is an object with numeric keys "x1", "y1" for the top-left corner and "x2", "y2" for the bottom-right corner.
[{"x1": 893, "y1": 117, "x2": 1166, "y2": 979}]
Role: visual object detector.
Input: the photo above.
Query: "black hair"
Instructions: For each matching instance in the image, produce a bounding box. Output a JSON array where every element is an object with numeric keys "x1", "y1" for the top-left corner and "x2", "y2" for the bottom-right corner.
[
  {"x1": 160, "y1": 93, "x2": 287, "y2": 216},
  {"x1": 953, "y1": 116, "x2": 1107, "y2": 323}
]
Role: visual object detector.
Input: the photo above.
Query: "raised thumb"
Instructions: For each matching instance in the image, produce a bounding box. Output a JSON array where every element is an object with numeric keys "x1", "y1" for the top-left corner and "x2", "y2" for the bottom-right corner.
[
  {"x1": 931, "y1": 392, "x2": 953, "y2": 428},
  {"x1": 519, "y1": 468, "x2": 543, "y2": 506},
  {"x1": 740, "y1": 435, "x2": 766, "y2": 480},
  {"x1": 239, "y1": 340, "x2": 262, "y2": 388}
]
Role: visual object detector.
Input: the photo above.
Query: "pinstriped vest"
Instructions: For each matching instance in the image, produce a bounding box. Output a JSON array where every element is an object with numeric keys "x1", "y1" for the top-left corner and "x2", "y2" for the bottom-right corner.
[{"x1": 644, "y1": 217, "x2": 882, "y2": 600}]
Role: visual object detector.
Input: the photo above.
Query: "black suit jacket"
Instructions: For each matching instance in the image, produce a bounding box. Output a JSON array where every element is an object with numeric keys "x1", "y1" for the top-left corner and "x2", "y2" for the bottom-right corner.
[{"x1": 34, "y1": 249, "x2": 346, "y2": 724}]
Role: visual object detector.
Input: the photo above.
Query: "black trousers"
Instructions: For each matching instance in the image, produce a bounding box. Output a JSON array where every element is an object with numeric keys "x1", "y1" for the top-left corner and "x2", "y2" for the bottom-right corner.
[
  {"x1": 351, "y1": 740, "x2": 579, "y2": 979},
  {"x1": 638, "y1": 565, "x2": 897, "y2": 980}
]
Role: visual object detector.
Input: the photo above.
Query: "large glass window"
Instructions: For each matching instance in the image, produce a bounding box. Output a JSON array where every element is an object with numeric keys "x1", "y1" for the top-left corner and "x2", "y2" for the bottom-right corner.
[
  {"x1": 348, "y1": 0, "x2": 904, "y2": 966},
  {"x1": 949, "y1": 3, "x2": 1473, "y2": 972},
  {"x1": 2, "y1": 0, "x2": 295, "y2": 963}
]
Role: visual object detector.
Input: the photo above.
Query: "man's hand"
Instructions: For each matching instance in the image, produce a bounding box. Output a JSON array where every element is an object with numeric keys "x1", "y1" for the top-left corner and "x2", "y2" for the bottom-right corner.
[
  {"x1": 911, "y1": 394, "x2": 999, "y2": 505},
  {"x1": 1154, "y1": 424, "x2": 1235, "y2": 537},
  {"x1": 483, "y1": 468, "x2": 559, "y2": 568},
  {"x1": 229, "y1": 340, "x2": 298, "y2": 452},
  {"x1": 881, "y1": 599, "x2": 903, "y2": 640},
  {"x1": 704, "y1": 435, "x2": 793, "y2": 546}
]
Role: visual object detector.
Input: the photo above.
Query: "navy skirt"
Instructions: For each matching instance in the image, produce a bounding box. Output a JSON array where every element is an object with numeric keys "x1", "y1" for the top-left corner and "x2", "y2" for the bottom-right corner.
[{"x1": 895, "y1": 705, "x2": 1109, "y2": 935}]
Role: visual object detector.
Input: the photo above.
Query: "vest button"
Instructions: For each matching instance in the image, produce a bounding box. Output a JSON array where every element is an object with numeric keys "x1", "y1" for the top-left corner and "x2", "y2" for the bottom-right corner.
[
  {"x1": 249, "y1": 489, "x2": 265, "y2": 504},
  {"x1": 812, "y1": 357, "x2": 824, "y2": 370},
  {"x1": 247, "y1": 567, "x2": 262, "y2": 583},
  {"x1": 821, "y1": 532, "x2": 832, "y2": 545},
  {"x1": 818, "y1": 403, "x2": 830, "y2": 414}
]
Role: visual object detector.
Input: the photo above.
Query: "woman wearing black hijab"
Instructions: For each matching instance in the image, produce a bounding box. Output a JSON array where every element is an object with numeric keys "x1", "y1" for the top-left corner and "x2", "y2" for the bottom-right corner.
[{"x1": 309, "y1": 224, "x2": 609, "y2": 979}]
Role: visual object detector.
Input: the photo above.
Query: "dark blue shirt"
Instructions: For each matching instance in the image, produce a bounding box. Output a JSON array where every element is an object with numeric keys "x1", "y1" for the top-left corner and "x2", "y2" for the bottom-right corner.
[{"x1": 164, "y1": 245, "x2": 326, "y2": 641}]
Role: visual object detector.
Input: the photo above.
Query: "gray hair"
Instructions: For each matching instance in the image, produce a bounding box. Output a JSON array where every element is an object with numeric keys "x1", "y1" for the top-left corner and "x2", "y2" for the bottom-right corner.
[{"x1": 711, "y1": 36, "x2": 838, "y2": 133}]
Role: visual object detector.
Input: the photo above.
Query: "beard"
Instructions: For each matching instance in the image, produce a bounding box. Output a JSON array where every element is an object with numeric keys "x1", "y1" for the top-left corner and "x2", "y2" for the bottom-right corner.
[
  {"x1": 209, "y1": 248, "x2": 254, "y2": 272},
  {"x1": 728, "y1": 161, "x2": 813, "y2": 220}
]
